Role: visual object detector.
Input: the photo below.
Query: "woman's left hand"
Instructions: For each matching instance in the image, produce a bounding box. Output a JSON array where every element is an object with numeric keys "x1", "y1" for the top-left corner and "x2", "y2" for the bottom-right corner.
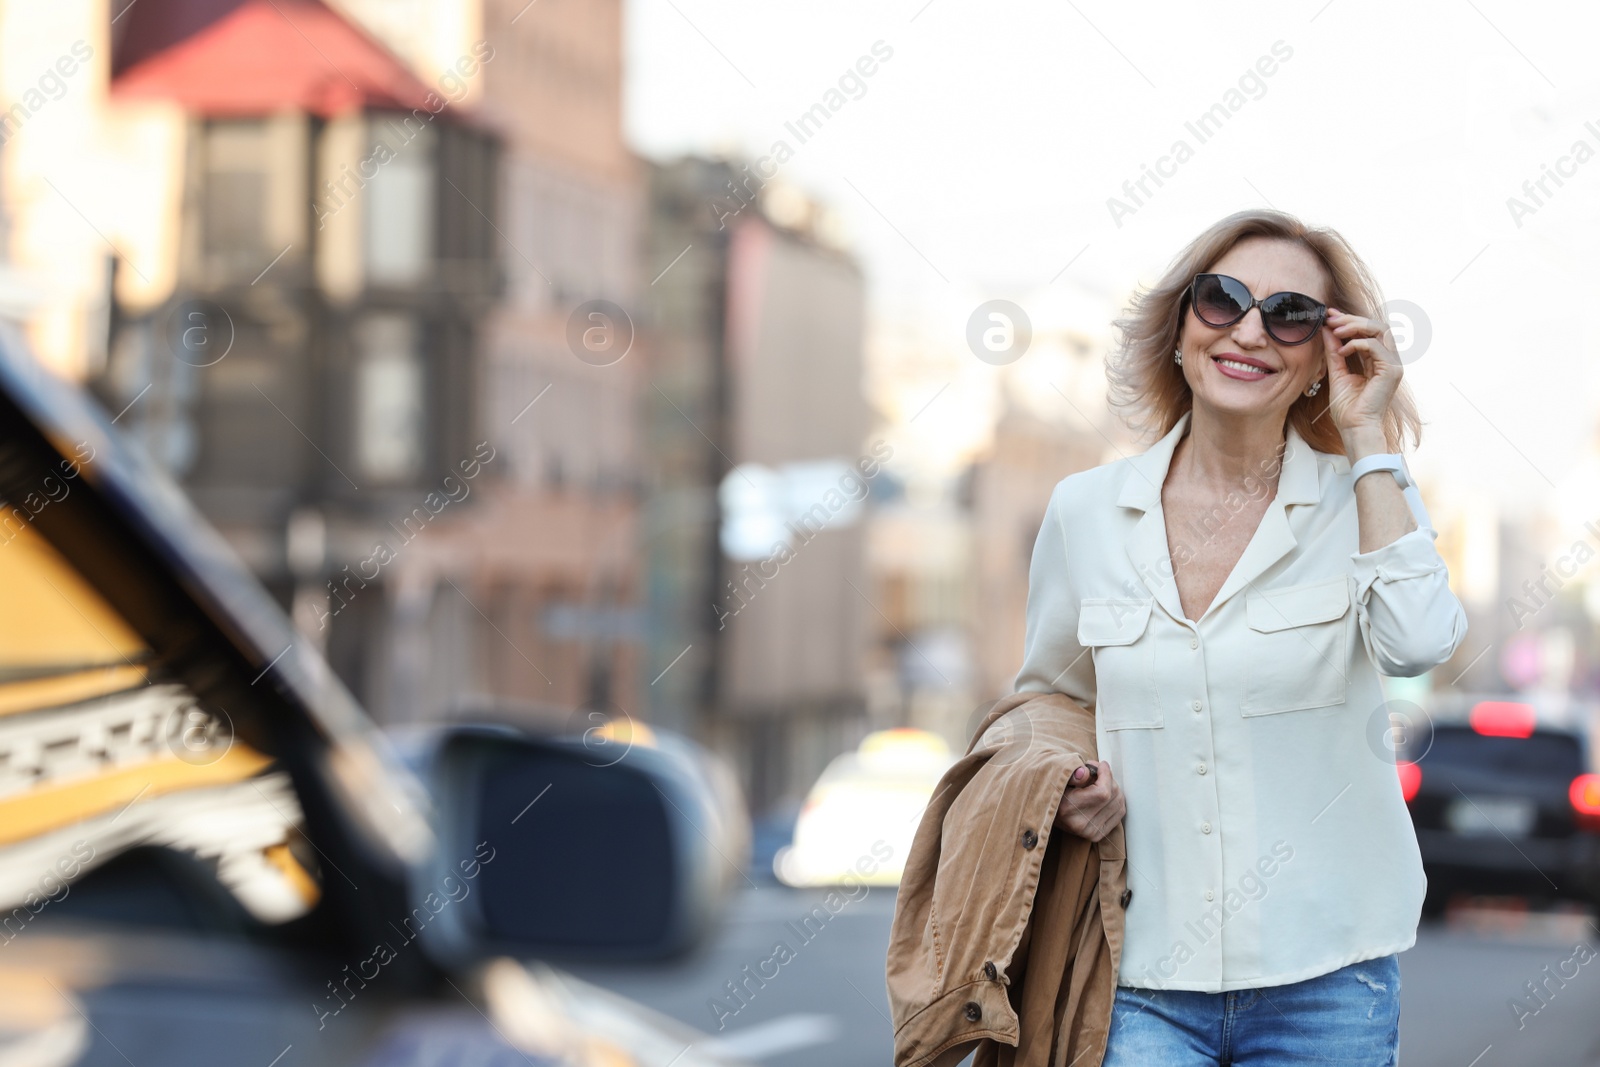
[
  {"x1": 1322, "y1": 308, "x2": 1402, "y2": 437},
  {"x1": 1055, "y1": 759, "x2": 1125, "y2": 842}
]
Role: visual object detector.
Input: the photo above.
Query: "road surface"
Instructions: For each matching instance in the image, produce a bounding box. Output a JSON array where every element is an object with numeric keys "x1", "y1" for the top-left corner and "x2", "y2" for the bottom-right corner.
[{"x1": 568, "y1": 888, "x2": 1600, "y2": 1066}]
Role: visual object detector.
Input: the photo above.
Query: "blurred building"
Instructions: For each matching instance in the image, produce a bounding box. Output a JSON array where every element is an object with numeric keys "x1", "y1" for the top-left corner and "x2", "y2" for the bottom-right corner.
[
  {"x1": 0, "y1": 0, "x2": 647, "y2": 729},
  {"x1": 0, "y1": 160, "x2": 38, "y2": 326},
  {"x1": 860, "y1": 319, "x2": 1110, "y2": 753},
  {"x1": 645, "y1": 157, "x2": 872, "y2": 811},
  {"x1": 95, "y1": 0, "x2": 500, "y2": 718},
  {"x1": 4, "y1": 0, "x2": 928, "y2": 819},
  {"x1": 333, "y1": 0, "x2": 647, "y2": 727},
  {"x1": 967, "y1": 392, "x2": 1103, "y2": 705},
  {"x1": 863, "y1": 485, "x2": 972, "y2": 740}
]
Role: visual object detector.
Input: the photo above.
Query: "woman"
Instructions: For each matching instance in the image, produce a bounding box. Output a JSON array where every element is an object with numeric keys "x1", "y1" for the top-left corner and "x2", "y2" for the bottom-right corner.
[{"x1": 1014, "y1": 208, "x2": 1467, "y2": 1064}]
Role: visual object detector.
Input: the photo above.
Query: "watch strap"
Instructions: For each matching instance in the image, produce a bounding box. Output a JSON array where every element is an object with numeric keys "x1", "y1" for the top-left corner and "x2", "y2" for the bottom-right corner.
[
  {"x1": 1349, "y1": 452, "x2": 1431, "y2": 529},
  {"x1": 1350, "y1": 452, "x2": 1411, "y2": 489}
]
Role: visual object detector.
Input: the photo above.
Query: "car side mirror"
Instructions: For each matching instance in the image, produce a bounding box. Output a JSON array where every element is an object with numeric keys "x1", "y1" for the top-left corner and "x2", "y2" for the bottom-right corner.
[{"x1": 401, "y1": 724, "x2": 747, "y2": 966}]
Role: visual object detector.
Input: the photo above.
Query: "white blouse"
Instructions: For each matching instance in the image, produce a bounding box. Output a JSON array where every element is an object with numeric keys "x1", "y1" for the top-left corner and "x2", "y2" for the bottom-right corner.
[{"x1": 1014, "y1": 410, "x2": 1468, "y2": 992}]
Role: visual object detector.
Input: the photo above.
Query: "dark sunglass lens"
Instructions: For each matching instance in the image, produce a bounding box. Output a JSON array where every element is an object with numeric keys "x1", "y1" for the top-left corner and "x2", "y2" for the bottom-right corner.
[
  {"x1": 1193, "y1": 275, "x2": 1249, "y2": 326},
  {"x1": 1262, "y1": 292, "x2": 1322, "y2": 343}
]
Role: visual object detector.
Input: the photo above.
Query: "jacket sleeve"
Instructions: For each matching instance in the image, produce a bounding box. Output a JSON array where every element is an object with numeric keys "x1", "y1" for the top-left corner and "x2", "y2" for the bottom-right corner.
[
  {"x1": 1013, "y1": 481, "x2": 1096, "y2": 706},
  {"x1": 1350, "y1": 517, "x2": 1468, "y2": 678}
]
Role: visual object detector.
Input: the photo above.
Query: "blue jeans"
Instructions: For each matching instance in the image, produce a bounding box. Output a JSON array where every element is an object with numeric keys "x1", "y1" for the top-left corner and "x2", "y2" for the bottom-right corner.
[{"x1": 1101, "y1": 954, "x2": 1401, "y2": 1066}]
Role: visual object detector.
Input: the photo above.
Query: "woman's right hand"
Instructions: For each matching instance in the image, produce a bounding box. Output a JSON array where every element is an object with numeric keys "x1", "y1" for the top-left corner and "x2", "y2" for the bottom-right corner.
[{"x1": 1055, "y1": 759, "x2": 1125, "y2": 842}]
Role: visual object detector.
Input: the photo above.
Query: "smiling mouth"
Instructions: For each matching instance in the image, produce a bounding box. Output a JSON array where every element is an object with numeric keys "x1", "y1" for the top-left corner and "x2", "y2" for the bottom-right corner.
[{"x1": 1211, "y1": 355, "x2": 1277, "y2": 378}]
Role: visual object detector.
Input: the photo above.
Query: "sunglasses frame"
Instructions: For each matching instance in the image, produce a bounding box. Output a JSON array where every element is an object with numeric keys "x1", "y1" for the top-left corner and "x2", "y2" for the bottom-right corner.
[{"x1": 1185, "y1": 273, "x2": 1328, "y2": 347}]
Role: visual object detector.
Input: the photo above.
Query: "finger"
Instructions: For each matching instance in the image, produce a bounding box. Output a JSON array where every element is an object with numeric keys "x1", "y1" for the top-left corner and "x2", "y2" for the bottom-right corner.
[
  {"x1": 1081, "y1": 805, "x2": 1112, "y2": 842},
  {"x1": 1073, "y1": 777, "x2": 1110, "y2": 805},
  {"x1": 1327, "y1": 308, "x2": 1381, "y2": 333},
  {"x1": 1324, "y1": 331, "x2": 1363, "y2": 378},
  {"x1": 1060, "y1": 795, "x2": 1095, "y2": 827},
  {"x1": 1338, "y1": 336, "x2": 1399, "y2": 365},
  {"x1": 1066, "y1": 792, "x2": 1111, "y2": 826},
  {"x1": 1337, "y1": 337, "x2": 1401, "y2": 371},
  {"x1": 1065, "y1": 809, "x2": 1097, "y2": 840},
  {"x1": 1329, "y1": 315, "x2": 1381, "y2": 337}
]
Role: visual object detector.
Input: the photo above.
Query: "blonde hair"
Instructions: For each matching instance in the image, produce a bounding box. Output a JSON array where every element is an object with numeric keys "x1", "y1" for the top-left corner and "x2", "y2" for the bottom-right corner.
[{"x1": 1107, "y1": 208, "x2": 1421, "y2": 455}]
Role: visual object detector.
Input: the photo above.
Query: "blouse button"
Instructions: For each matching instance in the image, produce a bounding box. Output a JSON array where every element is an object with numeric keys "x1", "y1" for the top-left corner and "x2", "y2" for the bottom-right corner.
[
  {"x1": 1201, "y1": 822, "x2": 1212, "y2": 834},
  {"x1": 1205, "y1": 890, "x2": 1215, "y2": 901},
  {"x1": 1197, "y1": 763, "x2": 1207, "y2": 775},
  {"x1": 1190, "y1": 636, "x2": 1198, "y2": 649},
  {"x1": 1191, "y1": 700, "x2": 1202, "y2": 712}
]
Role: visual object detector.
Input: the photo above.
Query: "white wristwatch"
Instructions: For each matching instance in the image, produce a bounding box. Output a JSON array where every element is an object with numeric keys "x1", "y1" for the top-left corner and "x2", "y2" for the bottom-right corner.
[
  {"x1": 1349, "y1": 452, "x2": 1412, "y2": 489},
  {"x1": 1350, "y1": 452, "x2": 1431, "y2": 528}
]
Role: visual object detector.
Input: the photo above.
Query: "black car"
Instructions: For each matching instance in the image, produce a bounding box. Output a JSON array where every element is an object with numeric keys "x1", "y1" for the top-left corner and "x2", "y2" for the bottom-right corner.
[
  {"x1": 0, "y1": 321, "x2": 752, "y2": 1065},
  {"x1": 1397, "y1": 698, "x2": 1600, "y2": 915}
]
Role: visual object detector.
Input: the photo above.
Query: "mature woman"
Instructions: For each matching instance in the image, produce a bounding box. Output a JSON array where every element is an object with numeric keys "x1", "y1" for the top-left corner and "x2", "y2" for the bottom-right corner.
[{"x1": 1014, "y1": 208, "x2": 1467, "y2": 1064}]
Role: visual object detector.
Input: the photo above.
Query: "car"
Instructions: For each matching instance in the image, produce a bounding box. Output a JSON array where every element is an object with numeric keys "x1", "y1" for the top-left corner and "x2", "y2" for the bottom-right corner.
[
  {"x1": 1396, "y1": 697, "x2": 1600, "y2": 916},
  {"x1": 0, "y1": 321, "x2": 753, "y2": 1066},
  {"x1": 773, "y1": 727, "x2": 954, "y2": 888}
]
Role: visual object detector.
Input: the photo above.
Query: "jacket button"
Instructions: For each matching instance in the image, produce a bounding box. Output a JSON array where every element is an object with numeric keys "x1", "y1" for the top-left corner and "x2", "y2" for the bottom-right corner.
[
  {"x1": 983, "y1": 961, "x2": 997, "y2": 980},
  {"x1": 1119, "y1": 887, "x2": 1133, "y2": 909},
  {"x1": 963, "y1": 1001, "x2": 982, "y2": 1022},
  {"x1": 1020, "y1": 828, "x2": 1038, "y2": 850}
]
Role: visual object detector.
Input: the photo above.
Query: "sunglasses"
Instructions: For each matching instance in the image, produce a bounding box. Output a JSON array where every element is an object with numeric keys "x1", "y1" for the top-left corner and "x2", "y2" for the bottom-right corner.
[{"x1": 1185, "y1": 273, "x2": 1327, "y2": 346}]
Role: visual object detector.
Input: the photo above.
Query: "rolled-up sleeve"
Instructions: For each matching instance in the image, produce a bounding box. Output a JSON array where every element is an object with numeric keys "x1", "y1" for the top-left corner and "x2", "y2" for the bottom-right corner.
[
  {"x1": 1350, "y1": 524, "x2": 1468, "y2": 677},
  {"x1": 1014, "y1": 482, "x2": 1096, "y2": 706}
]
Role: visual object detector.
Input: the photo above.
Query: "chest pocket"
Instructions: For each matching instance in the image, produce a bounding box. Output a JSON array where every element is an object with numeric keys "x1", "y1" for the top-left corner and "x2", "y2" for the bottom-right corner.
[
  {"x1": 1240, "y1": 576, "x2": 1351, "y2": 715},
  {"x1": 1078, "y1": 597, "x2": 1162, "y2": 729}
]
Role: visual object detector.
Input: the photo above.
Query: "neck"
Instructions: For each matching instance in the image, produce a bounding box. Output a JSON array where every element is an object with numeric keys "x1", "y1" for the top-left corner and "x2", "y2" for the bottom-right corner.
[{"x1": 1176, "y1": 402, "x2": 1289, "y2": 489}]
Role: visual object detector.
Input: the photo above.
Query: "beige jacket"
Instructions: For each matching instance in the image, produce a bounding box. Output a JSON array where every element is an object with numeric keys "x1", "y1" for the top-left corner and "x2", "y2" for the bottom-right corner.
[{"x1": 886, "y1": 691, "x2": 1127, "y2": 1067}]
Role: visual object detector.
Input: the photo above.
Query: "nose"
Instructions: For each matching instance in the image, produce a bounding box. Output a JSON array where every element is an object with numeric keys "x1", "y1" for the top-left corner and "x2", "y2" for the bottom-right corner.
[{"x1": 1231, "y1": 306, "x2": 1271, "y2": 346}]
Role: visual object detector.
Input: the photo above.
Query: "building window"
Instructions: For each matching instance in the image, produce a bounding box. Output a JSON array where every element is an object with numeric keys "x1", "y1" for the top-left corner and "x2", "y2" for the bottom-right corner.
[
  {"x1": 364, "y1": 119, "x2": 434, "y2": 287},
  {"x1": 354, "y1": 314, "x2": 424, "y2": 482},
  {"x1": 202, "y1": 121, "x2": 270, "y2": 268}
]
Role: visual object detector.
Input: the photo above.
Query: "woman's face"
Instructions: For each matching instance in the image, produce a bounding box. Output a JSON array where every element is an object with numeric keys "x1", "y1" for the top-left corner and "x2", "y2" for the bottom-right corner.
[{"x1": 1177, "y1": 236, "x2": 1331, "y2": 423}]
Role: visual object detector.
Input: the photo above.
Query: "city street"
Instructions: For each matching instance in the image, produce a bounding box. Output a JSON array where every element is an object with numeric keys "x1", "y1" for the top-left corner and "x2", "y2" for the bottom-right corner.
[
  {"x1": 571, "y1": 888, "x2": 1600, "y2": 1067},
  {"x1": 0, "y1": 2, "x2": 1595, "y2": 1063}
]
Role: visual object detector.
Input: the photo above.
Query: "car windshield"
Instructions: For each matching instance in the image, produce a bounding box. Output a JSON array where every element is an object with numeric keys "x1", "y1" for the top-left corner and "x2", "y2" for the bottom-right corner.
[{"x1": 0, "y1": 521, "x2": 319, "y2": 931}]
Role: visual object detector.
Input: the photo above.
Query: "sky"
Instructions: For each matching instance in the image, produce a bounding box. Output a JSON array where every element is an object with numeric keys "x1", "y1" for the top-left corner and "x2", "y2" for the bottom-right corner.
[{"x1": 623, "y1": 0, "x2": 1600, "y2": 522}]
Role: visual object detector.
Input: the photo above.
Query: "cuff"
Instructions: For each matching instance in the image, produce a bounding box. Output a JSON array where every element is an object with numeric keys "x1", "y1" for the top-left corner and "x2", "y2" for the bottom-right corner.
[
  {"x1": 1350, "y1": 527, "x2": 1446, "y2": 603},
  {"x1": 893, "y1": 981, "x2": 1017, "y2": 1067}
]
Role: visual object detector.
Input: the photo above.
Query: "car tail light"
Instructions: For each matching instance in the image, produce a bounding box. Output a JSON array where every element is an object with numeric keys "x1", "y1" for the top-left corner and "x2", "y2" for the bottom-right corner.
[
  {"x1": 1469, "y1": 701, "x2": 1536, "y2": 737},
  {"x1": 1571, "y1": 774, "x2": 1600, "y2": 832},
  {"x1": 1396, "y1": 760, "x2": 1422, "y2": 803}
]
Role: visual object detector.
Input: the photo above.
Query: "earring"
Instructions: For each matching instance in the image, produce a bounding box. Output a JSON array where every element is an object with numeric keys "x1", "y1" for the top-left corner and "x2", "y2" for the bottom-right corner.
[
  {"x1": 1173, "y1": 347, "x2": 1183, "y2": 366},
  {"x1": 1304, "y1": 379, "x2": 1323, "y2": 397}
]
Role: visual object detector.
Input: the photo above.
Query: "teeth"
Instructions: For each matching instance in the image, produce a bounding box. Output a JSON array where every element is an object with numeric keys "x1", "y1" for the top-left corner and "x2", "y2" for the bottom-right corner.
[{"x1": 1214, "y1": 357, "x2": 1273, "y2": 374}]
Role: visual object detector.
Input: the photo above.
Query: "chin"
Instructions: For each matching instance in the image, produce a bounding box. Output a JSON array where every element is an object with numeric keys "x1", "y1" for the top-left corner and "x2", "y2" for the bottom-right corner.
[{"x1": 1193, "y1": 386, "x2": 1288, "y2": 420}]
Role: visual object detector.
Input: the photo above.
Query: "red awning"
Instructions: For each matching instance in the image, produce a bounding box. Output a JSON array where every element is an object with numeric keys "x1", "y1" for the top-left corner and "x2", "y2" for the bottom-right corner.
[{"x1": 111, "y1": 0, "x2": 447, "y2": 118}]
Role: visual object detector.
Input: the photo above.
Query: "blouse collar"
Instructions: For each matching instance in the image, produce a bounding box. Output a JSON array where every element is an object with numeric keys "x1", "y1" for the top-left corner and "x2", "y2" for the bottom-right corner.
[{"x1": 1115, "y1": 409, "x2": 1322, "y2": 514}]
